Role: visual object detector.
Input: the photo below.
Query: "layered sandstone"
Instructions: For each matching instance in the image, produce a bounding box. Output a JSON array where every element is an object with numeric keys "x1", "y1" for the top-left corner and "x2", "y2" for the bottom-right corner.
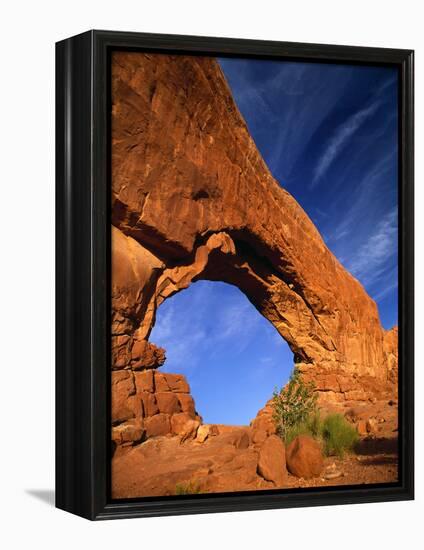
[
  {"x1": 112, "y1": 369, "x2": 201, "y2": 451},
  {"x1": 110, "y1": 52, "x2": 398, "y2": 448}
]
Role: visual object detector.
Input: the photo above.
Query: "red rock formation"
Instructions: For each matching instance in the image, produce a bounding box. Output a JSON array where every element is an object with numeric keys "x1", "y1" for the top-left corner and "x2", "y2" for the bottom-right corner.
[
  {"x1": 384, "y1": 326, "x2": 399, "y2": 387},
  {"x1": 111, "y1": 370, "x2": 201, "y2": 449},
  {"x1": 110, "y1": 52, "x2": 398, "y2": 447}
]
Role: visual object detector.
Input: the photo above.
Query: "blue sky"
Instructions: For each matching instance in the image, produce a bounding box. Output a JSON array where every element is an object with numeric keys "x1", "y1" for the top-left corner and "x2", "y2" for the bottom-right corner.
[
  {"x1": 150, "y1": 57, "x2": 399, "y2": 425},
  {"x1": 150, "y1": 281, "x2": 293, "y2": 425}
]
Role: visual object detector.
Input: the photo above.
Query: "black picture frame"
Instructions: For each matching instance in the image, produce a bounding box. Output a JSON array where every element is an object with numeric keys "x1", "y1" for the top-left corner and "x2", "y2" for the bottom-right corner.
[{"x1": 55, "y1": 29, "x2": 414, "y2": 520}]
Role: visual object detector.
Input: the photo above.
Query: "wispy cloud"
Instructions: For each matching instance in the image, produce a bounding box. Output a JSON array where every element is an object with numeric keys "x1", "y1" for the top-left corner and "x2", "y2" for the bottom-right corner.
[
  {"x1": 311, "y1": 101, "x2": 381, "y2": 188},
  {"x1": 329, "y1": 229, "x2": 349, "y2": 243},
  {"x1": 345, "y1": 208, "x2": 398, "y2": 287},
  {"x1": 214, "y1": 300, "x2": 263, "y2": 353},
  {"x1": 151, "y1": 301, "x2": 206, "y2": 371},
  {"x1": 220, "y1": 59, "x2": 354, "y2": 183},
  {"x1": 150, "y1": 281, "x2": 290, "y2": 378},
  {"x1": 373, "y1": 278, "x2": 398, "y2": 302},
  {"x1": 326, "y1": 147, "x2": 397, "y2": 243},
  {"x1": 310, "y1": 76, "x2": 397, "y2": 190}
]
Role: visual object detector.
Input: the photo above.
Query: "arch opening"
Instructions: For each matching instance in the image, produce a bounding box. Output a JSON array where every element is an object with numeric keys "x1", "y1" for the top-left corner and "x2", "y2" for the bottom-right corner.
[{"x1": 149, "y1": 280, "x2": 294, "y2": 425}]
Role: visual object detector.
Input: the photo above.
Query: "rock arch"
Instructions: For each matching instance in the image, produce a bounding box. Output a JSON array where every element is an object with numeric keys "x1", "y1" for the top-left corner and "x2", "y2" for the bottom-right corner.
[{"x1": 111, "y1": 52, "x2": 398, "y2": 447}]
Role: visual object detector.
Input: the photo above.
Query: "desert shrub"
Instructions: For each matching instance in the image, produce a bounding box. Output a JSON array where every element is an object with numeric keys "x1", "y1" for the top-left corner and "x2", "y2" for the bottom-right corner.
[
  {"x1": 321, "y1": 413, "x2": 359, "y2": 457},
  {"x1": 273, "y1": 369, "x2": 359, "y2": 456},
  {"x1": 283, "y1": 411, "x2": 323, "y2": 445},
  {"x1": 272, "y1": 366, "x2": 318, "y2": 443},
  {"x1": 175, "y1": 480, "x2": 203, "y2": 495},
  {"x1": 284, "y1": 422, "x2": 313, "y2": 445},
  {"x1": 306, "y1": 410, "x2": 322, "y2": 438}
]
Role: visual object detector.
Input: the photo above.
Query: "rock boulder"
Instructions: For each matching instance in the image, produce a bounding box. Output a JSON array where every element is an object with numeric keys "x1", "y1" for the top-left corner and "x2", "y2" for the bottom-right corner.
[
  {"x1": 257, "y1": 435, "x2": 288, "y2": 487},
  {"x1": 286, "y1": 435, "x2": 324, "y2": 479}
]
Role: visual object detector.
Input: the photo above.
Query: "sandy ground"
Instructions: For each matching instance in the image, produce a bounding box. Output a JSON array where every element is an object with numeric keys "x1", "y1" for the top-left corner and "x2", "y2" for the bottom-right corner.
[
  {"x1": 111, "y1": 431, "x2": 398, "y2": 498},
  {"x1": 286, "y1": 436, "x2": 398, "y2": 488}
]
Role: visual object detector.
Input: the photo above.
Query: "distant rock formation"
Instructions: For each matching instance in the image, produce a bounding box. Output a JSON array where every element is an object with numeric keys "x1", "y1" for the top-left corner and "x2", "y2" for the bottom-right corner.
[{"x1": 110, "y1": 52, "x2": 398, "y2": 448}]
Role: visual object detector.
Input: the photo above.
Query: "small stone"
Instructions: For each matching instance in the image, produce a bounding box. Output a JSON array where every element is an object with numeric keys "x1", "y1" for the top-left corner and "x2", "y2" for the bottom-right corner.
[
  {"x1": 196, "y1": 424, "x2": 211, "y2": 443},
  {"x1": 170, "y1": 412, "x2": 197, "y2": 436},
  {"x1": 180, "y1": 420, "x2": 200, "y2": 443},
  {"x1": 357, "y1": 420, "x2": 368, "y2": 436},
  {"x1": 366, "y1": 418, "x2": 378, "y2": 433},
  {"x1": 324, "y1": 469, "x2": 343, "y2": 480},
  {"x1": 209, "y1": 424, "x2": 219, "y2": 436}
]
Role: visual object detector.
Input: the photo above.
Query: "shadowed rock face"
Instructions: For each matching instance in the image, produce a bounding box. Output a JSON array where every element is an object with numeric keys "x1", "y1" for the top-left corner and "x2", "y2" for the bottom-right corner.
[{"x1": 110, "y1": 52, "x2": 398, "y2": 445}]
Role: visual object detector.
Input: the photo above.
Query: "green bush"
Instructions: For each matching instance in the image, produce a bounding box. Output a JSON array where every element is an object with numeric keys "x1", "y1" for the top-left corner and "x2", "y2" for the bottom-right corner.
[
  {"x1": 272, "y1": 366, "x2": 318, "y2": 443},
  {"x1": 284, "y1": 422, "x2": 313, "y2": 445},
  {"x1": 273, "y1": 369, "x2": 358, "y2": 457},
  {"x1": 321, "y1": 413, "x2": 359, "y2": 457},
  {"x1": 306, "y1": 410, "x2": 322, "y2": 438},
  {"x1": 175, "y1": 480, "x2": 203, "y2": 495},
  {"x1": 283, "y1": 411, "x2": 322, "y2": 445}
]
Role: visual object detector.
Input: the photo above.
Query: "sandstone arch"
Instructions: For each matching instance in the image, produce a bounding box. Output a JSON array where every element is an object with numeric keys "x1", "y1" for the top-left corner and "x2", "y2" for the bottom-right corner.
[{"x1": 111, "y1": 52, "x2": 398, "y2": 445}]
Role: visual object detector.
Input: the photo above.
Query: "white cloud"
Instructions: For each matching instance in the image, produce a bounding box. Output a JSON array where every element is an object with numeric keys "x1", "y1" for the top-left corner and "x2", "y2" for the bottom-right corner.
[
  {"x1": 345, "y1": 208, "x2": 398, "y2": 287},
  {"x1": 328, "y1": 147, "x2": 397, "y2": 241},
  {"x1": 328, "y1": 229, "x2": 349, "y2": 243},
  {"x1": 311, "y1": 76, "x2": 396, "y2": 189},
  {"x1": 150, "y1": 298, "x2": 206, "y2": 371},
  {"x1": 373, "y1": 279, "x2": 398, "y2": 302},
  {"x1": 149, "y1": 282, "x2": 257, "y2": 372},
  {"x1": 311, "y1": 101, "x2": 381, "y2": 188},
  {"x1": 150, "y1": 281, "x2": 289, "y2": 375},
  {"x1": 215, "y1": 300, "x2": 263, "y2": 353}
]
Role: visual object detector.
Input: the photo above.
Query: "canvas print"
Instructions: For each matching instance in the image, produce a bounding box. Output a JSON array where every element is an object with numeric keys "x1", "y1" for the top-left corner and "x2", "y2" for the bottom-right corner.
[{"x1": 110, "y1": 52, "x2": 399, "y2": 499}]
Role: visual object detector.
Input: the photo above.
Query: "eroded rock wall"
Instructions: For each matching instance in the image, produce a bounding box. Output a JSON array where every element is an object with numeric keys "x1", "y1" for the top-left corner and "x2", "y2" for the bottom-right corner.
[{"x1": 112, "y1": 367, "x2": 201, "y2": 451}]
